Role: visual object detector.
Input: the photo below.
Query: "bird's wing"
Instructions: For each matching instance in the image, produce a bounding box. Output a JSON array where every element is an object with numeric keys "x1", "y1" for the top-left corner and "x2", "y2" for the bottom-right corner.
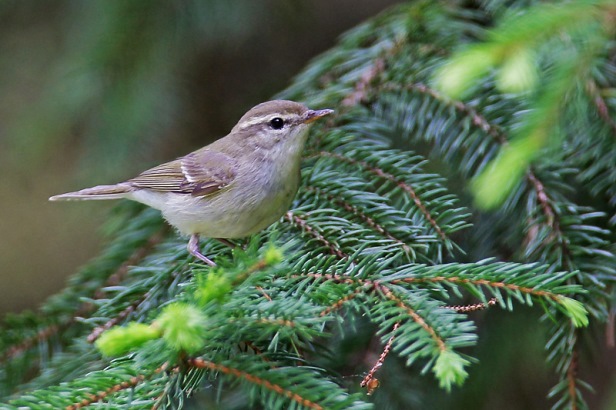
[{"x1": 129, "y1": 150, "x2": 237, "y2": 197}]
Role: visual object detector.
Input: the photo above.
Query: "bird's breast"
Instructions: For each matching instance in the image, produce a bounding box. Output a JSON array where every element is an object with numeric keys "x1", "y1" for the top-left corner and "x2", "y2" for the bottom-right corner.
[{"x1": 150, "y1": 152, "x2": 302, "y2": 239}]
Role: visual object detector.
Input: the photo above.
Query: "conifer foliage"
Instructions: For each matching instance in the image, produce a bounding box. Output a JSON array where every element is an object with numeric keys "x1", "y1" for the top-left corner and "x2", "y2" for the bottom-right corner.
[{"x1": 2, "y1": 1, "x2": 615, "y2": 409}]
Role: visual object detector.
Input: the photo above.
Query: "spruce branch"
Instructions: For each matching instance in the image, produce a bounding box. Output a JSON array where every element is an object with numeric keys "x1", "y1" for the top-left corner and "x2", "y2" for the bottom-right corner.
[
  {"x1": 0, "y1": 322, "x2": 63, "y2": 364},
  {"x1": 319, "y1": 287, "x2": 365, "y2": 317},
  {"x1": 374, "y1": 77, "x2": 570, "y2": 235},
  {"x1": 186, "y1": 357, "x2": 371, "y2": 410},
  {"x1": 187, "y1": 358, "x2": 324, "y2": 410},
  {"x1": 285, "y1": 211, "x2": 349, "y2": 260},
  {"x1": 87, "y1": 303, "x2": 138, "y2": 344},
  {"x1": 376, "y1": 285, "x2": 446, "y2": 352},
  {"x1": 398, "y1": 275, "x2": 568, "y2": 304},
  {"x1": 378, "y1": 79, "x2": 562, "y2": 231},
  {"x1": 381, "y1": 82, "x2": 509, "y2": 146},
  {"x1": 65, "y1": 363, "x2": 168, "y2": 410},
  {"x1": 366, "y1": 60, "x2": 603, "y2": 404},
  {"x1": 317, "y1": 151, "x2": 450, "y2": 244},
  {"x1": 7, "y1": 363, "x2": 166, "y2": 409},
  {"x1": 305, "y1": 185, "x2": 412, "y2": 256},
  {"x1": 91, "y1": 229, "x2": 167, "y2": 300}
]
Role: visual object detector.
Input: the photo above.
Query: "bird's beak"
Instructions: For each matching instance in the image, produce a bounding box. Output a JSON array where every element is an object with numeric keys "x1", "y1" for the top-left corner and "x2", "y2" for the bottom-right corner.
[{"x1": 303, "y1": 108, "x2": 334, "y2": 124}]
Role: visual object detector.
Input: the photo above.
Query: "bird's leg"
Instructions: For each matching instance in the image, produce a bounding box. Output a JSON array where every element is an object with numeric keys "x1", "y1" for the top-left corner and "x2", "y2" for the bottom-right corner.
[
  {"x1": 215, "y1": 238, "x2": 236, "y2": 248},
  {"x1": 188, "y1": 234, "x2": 216, "y2": 267}
]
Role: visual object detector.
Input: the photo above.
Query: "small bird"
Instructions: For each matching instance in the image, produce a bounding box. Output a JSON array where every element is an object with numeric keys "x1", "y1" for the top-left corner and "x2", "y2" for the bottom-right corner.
[{"x1": 50, "y1": 100, "x2": 333, "y2": 266}]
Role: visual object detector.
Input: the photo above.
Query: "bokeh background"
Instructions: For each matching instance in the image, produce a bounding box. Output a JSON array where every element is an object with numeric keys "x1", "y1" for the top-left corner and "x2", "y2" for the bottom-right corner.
[{"x1": 0, "y1": 0, "x2": 401, "y2": 314}]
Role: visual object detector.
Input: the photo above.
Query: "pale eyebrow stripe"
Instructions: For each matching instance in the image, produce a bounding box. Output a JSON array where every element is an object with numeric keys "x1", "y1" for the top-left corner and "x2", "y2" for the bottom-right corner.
[{"x1": 238, "y1": 114, "x2": 297, "y2": 130}]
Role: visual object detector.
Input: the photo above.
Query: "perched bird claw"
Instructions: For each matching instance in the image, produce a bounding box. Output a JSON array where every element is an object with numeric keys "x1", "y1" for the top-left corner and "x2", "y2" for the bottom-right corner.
[{"x1": 188, "y1": 234, "x2": 217, "y2": 267}]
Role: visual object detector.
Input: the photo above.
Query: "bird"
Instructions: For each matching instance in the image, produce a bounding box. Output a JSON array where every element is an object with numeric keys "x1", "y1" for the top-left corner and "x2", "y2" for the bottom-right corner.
[{"x1": 50, "y1": 100, "x2": 334, "y2": 266}]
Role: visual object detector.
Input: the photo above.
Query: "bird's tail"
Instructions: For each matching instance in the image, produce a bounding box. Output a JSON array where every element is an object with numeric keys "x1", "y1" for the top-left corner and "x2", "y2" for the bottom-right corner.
[{"x1": 49, "y1": 184, "x2": 132, "y2": 201}]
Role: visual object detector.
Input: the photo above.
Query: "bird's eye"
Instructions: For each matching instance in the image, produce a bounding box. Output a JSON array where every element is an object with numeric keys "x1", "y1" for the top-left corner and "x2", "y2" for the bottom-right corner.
[{"x1": 269, "y1": 117, "x2": 284, "y2": 130}]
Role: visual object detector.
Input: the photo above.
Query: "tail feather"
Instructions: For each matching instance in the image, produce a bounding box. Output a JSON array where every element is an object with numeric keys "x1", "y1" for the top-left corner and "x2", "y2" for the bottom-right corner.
[{"x1": 49, "y1": 184, "x2": 132, "y2": 201}]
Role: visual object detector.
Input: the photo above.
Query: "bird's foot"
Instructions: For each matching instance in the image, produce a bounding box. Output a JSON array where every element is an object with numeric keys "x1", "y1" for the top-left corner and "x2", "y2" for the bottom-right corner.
[{"x1": 188, "y1": 234, "x2": 216, "y2": 267}]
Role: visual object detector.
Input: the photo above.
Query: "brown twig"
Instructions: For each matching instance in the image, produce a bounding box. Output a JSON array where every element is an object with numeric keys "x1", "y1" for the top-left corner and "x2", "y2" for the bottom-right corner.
[
  {"x1": 256, "y1": 318, "x2": 296, "y2": 328},
  {"x1": 445, "y1": 298, "x2": 497, "y2": 313},
  {"x1": 187, "y1": 357, "x2": 324, "y2": 410},
  {"x1": 66, "y1": 375, "x2": 146, "y2": 409},
  {"x1": 233, "y1": 257, "x2": 274, "y2": 283},
  {"x1": 526, "y1": 171, "x2": 556, "y2": 228},
  {"x1": 294, "y1": 272, "x2": 359, "y2": 285},
  {"x1": 65, "y1": 363, "x2": 168, "y2": 409},
  {"x1": 360, "y1": 322, "x2": 400, "y2": 394},
  {"x1": 0, "y1": 323, "x2": 64, "y2": 363},
  {"x1": 319, "y1": 288, "x2": 364, "y2": 317},
  {"x1": 377, "y1": 284, "x2": 446, "y2": 352},
  {"x1": 256, "y1": 286, "x2": 273, "y2": 301},
  {"x1": 585, "y1": 79, "x2": 616, "y2": 137},
  {"x1": 525, "y1": 170, "x2": 572, "y2": 268},
  {"x1": 342, "y1": 58, "x2": 387, "y2": 107},
  {"x1": 319, "y1": 287, "x2": 364, "y2": 316},
  {"x1": 396, "y1": 276, "x2": 564, "y2": 303},
  {"x1": 340, "y1": 36, "x2": 404, "y2": 108},
  {"x1": 87, "y1": 304, "x2": 137, "y2": 344},
  {"x1": 243, "y1": 341, "x2": 265, "y2": 356},
  {"x1": 298, "y1": 272, "x2": 568, "y2": 307}
]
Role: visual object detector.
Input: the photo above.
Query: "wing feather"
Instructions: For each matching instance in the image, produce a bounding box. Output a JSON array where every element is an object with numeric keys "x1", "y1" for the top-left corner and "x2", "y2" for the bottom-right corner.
[{"x1": 129, "y1": 150, "x2": 237, "y2": 197}]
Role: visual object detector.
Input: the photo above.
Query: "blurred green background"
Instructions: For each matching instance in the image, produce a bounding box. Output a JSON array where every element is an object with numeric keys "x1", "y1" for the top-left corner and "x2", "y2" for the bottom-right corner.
[{"x1": 0, "y1": 0, "x2": 401, "y2": 314}]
